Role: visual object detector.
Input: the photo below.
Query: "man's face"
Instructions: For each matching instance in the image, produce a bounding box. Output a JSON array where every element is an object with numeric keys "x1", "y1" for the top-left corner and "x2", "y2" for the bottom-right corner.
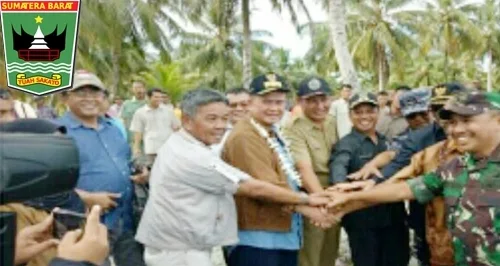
[
  {"x1": 149, "y1": 92, "x2": 163, "y2": 107},
  {"x1": 132, "y1": 82, "x2": 146, "y2": 99},
  {"x1": 378, "y1": 94, "x2": 388, "y2": 107},
  {"x1": 405, "y1": 112, "x2": 431, "y2": 130},
  {"x1": 350, "y1": 104, "x2": 379, "y2": 133},
  {"x1": 300, "y1": 94, "x2": 332, "y2": 122},
  {"x1": 115, "y1": 98, "x2": 123, "y2": 105},
  {"x1": 183, "y1": 102, "x2": 229, "y2": 145},
  {"x1": 447, "y1": 112, "x2": 499, "y2": 154},
  {"x1": 0, "y1": 98, "x2": 15, "y2": 122},
  {"x1": 340, "y1": 87, "x2": 352, "y2": 100},
  {"x1": 66, "y1": 86, "x2": 104, "y2": 119},
  {"x1": 161, "y1": 93, "x2": 170, "y2": 104},
  {"x1": 250, "y1": 92, "x2": 287, "y2": 126},
  {"x1": 391, "y1": 90, "x2": 405, "y2": 111},
  {"x1": 227, "y1": 92, "x2": 250, "y2": 124}
]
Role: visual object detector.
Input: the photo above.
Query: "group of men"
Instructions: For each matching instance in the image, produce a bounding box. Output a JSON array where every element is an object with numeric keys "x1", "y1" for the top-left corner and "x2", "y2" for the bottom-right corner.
[
  {"x1": 134, "y1": 71, "x2": 500, "y2": 266},
  {"x1": 2, "y1": 67, "x2": 500, "y2": 266}
]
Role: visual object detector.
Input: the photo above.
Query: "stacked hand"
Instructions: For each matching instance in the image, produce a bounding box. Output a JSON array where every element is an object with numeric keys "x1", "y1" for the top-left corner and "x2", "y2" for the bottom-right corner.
[{"x1": 347, "y1": 164, "x2": 382, "y2": 181}]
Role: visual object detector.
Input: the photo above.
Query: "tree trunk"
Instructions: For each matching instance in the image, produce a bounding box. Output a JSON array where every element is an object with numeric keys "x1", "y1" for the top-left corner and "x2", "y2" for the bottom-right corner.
[
  {"x1": 242, "y1": 0, "x2": 252, "y2": 89},
  {"x1": 327, "y1": 0, "x2": 360, "y2": 91},
  {"x1": 487, "y1": 49, "x2": 493, "y2": 92},
  {"x1": 377, "y1": 44, "x2": 384, "y2": 91},
  {"x1": 111, "y1": 47, "x2": 120, "y2": 97}
]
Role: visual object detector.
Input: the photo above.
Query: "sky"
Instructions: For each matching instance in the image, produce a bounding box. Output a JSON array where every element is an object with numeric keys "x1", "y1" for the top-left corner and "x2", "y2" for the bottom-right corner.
[
  {"x1": 249, "y1": 0, "x2": 326, "y2": 58},
  {"x1": 158, "y1": 0, "x2": 485, "y2": 59}
]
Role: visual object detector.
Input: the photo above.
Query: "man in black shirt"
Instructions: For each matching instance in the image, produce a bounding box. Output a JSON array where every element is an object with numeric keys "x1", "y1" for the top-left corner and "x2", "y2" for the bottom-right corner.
[{"x1": 329, "y1": 93, "x2": 409, "y2": 266}]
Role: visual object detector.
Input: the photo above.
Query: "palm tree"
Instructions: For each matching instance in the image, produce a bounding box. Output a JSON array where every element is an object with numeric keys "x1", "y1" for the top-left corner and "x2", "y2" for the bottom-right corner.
[
  {"x1": 347, "y1": 0, "x2": 414, "y2": 91},
  {"x1": 476, "y1": 0, "x2": 500, "y2": 91},
  {"x1": 403, "y1": 0, "x2": 482, "y2": 81},
  {"x1": 77, "y1": 0, "x2": 184, "y2": 96},
  {"x1": 327, "y1": 0, "x2": 360, "y2": 90},
  {"x1": 137, "y1": 62, "x2": 199, "y2": 103}
]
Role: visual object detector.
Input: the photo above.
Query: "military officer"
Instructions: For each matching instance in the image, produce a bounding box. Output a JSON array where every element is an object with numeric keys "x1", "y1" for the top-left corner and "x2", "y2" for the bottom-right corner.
[
  {"x1": 283, "y1": 77, "x2": 340, "y2": 266},
  {"x1": 326, "y1": 91, "x2": 500, "y2": 266}
]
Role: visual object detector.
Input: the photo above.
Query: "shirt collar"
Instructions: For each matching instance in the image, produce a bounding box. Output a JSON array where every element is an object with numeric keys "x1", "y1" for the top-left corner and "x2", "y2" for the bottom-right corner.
[
  {"x1": 351, "y1": 128, "x2": 384, "y2": 143},
  {"x1": 178, "y1": 128, "x2": 211, "y2": 148},
  {"x1": 302, "y1": 115, "x2": 332, "y2": 130},
  {"x1": 62, "y1": 112, "x2": 111, "y2": 129}
]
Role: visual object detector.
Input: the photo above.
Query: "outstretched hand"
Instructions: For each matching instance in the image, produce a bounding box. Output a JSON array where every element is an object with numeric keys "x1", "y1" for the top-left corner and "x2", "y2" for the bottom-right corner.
[{"x1": 347, "y1": 164, "x2": 382, "y2": 181}]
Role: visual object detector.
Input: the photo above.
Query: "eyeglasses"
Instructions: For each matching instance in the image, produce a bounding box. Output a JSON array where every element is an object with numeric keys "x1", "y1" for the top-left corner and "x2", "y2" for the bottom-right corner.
[{"x1": 70, "y1": 89, "x2": 104, "y2": 98}]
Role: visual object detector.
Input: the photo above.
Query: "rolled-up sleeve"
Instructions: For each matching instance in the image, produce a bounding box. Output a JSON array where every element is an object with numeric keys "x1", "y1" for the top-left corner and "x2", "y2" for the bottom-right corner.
[
  {"x1": 407, "y1": 172, "x2": 443, "y2": 204},
  {"x1": 329, "y1": 140, "x2": 352, "y2": 184},
  {"x1": 177, "y1": 156, "x2": 252, "y2": 195}
]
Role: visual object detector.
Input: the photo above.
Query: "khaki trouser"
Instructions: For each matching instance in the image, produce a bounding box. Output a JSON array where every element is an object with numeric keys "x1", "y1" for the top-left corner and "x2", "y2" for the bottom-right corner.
[{"x1": 299, "y1": 220, "x2": 341, "y2": 266}]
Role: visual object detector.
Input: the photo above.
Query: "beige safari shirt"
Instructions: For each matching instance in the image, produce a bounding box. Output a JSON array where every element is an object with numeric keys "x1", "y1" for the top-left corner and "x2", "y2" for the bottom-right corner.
[{"x1": 283, "y1": 115, "x2": 338, "y2": 187}]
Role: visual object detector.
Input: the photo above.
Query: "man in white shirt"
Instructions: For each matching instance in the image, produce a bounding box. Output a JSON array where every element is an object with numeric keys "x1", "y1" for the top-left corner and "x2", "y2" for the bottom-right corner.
[
  {"x1": 130, "y1": 88, "x2": 180, "y2": 161},
  {"x1": 329, "y1": 84, "x2": 352, "y2": 139},
  {"x1": 135, "y1": 89, "x2": 336, "y2": 266},
  {"x1": 212, "y1": 88, "x2": 250, "y2": 155}
]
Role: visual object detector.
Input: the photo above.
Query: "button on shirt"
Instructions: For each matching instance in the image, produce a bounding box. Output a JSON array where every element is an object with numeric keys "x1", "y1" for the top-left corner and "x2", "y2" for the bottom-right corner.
[
  {"x1": 57, "y1": 112, "x2": 134, "y2": 231},
  {"x1": 135, "y1": 129, "x2": 252, "y2": 251},
  {"x1": 130, "y1": 104, "x2": 180, "y2": 155},
  {"x1": 329, "y1": 129, "x2": 404, "y2": 228}
]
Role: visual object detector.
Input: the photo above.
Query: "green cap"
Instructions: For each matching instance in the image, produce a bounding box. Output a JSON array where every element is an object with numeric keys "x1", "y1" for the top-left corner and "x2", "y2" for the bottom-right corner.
[{"x1": 438, "y1": 91, "x2": 500, "y2": 120}]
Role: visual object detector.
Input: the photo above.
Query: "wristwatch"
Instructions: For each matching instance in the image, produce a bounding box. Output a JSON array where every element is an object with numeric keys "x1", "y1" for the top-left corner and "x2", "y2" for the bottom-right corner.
[{"x1": 299, "y1": 192, "x2": 309, "y2": 205}]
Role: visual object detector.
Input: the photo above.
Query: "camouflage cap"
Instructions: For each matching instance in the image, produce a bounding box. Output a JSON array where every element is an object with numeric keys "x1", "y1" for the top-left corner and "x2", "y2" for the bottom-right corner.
[
  {"x1": 297, "y1": 76, "x2": 331, "y2": 98},
  {"x1": 399, "y1": 88, "x2": 431, "y2": 117},
  {"x1": 431, "y1": 83, "x2": 467, "y2": 105},
  {"x1": 70, "y1": 70, "x2": 106, "y2": 92},
  {"x1": 348, "y1": 92, "x2": 378, "y2": 110},
  {"x1": 438, "y1": 91, "x2": 500, "y2": 120},
  {"x1": 249, "y1": 72, "x2": 289, "y2": 95}
]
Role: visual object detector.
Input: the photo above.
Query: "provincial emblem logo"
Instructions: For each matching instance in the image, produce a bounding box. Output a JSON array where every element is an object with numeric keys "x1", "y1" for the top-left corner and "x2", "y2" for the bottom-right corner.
[{"x1": 1, "y1": 0, "x2": 81, "y2": 95}]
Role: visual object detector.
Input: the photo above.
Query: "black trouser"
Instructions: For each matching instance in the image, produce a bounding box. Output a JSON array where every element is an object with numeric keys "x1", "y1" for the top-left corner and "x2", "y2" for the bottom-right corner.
[
  {"x1": 103, "y1": 230, "x2": 145, "y2": 266},
  {"x1": 346, "y1": 225, "x2": 410, "y2": 266},
  {"x1": 227, "y1": 245, "x2": 298, "y2": 266},
  {"x1": 409, "y1": 201, "x2": 430, "y2": 266}
]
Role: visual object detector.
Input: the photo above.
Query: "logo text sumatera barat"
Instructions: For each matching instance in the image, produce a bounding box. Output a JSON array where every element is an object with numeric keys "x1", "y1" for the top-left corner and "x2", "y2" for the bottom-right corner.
[{"x1": 0, "y1": 0, "x2": 81, "y2": 95}]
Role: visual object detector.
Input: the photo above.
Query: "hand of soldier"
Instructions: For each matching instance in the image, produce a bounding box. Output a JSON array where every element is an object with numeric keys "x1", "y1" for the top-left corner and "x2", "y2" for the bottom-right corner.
[{"x1": 347, "y1": 164, "x2": 382, "y2": 180}]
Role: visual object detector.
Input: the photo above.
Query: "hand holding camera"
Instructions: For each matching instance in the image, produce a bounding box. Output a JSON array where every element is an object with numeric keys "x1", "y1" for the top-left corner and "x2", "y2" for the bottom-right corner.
[
  {"x1": 14, "y1": 214, "x2": 59, "y2": 265},
  {"x1": 57, "y1": 205, "x2": 109, "y2": 265}
]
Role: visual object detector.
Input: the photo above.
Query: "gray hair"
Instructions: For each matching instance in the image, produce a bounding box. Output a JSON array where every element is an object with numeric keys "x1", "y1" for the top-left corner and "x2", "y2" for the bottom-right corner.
[{"x1": 181, "y1": 89, "x2": 228, "y2": 118}]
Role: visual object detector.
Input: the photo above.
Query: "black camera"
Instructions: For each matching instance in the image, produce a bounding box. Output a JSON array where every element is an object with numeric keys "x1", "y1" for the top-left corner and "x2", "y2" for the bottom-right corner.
[{"x1": 0, "y1": 133, "x2": 80, "y2": 266}]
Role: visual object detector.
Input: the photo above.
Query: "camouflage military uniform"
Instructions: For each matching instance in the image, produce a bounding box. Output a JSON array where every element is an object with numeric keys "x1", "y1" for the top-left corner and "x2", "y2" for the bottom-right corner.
[
  {"x1": 408, "y1": 91, "x2": 500, "y2": 265},
  {"x1": 408, "y1": 147, "x2": 500, "y2": 265}
]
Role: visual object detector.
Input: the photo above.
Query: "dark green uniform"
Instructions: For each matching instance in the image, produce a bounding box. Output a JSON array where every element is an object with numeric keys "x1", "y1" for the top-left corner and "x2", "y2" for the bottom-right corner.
[{"x1": 408, "y1": 91, "x2": 500, "y2": 265}]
